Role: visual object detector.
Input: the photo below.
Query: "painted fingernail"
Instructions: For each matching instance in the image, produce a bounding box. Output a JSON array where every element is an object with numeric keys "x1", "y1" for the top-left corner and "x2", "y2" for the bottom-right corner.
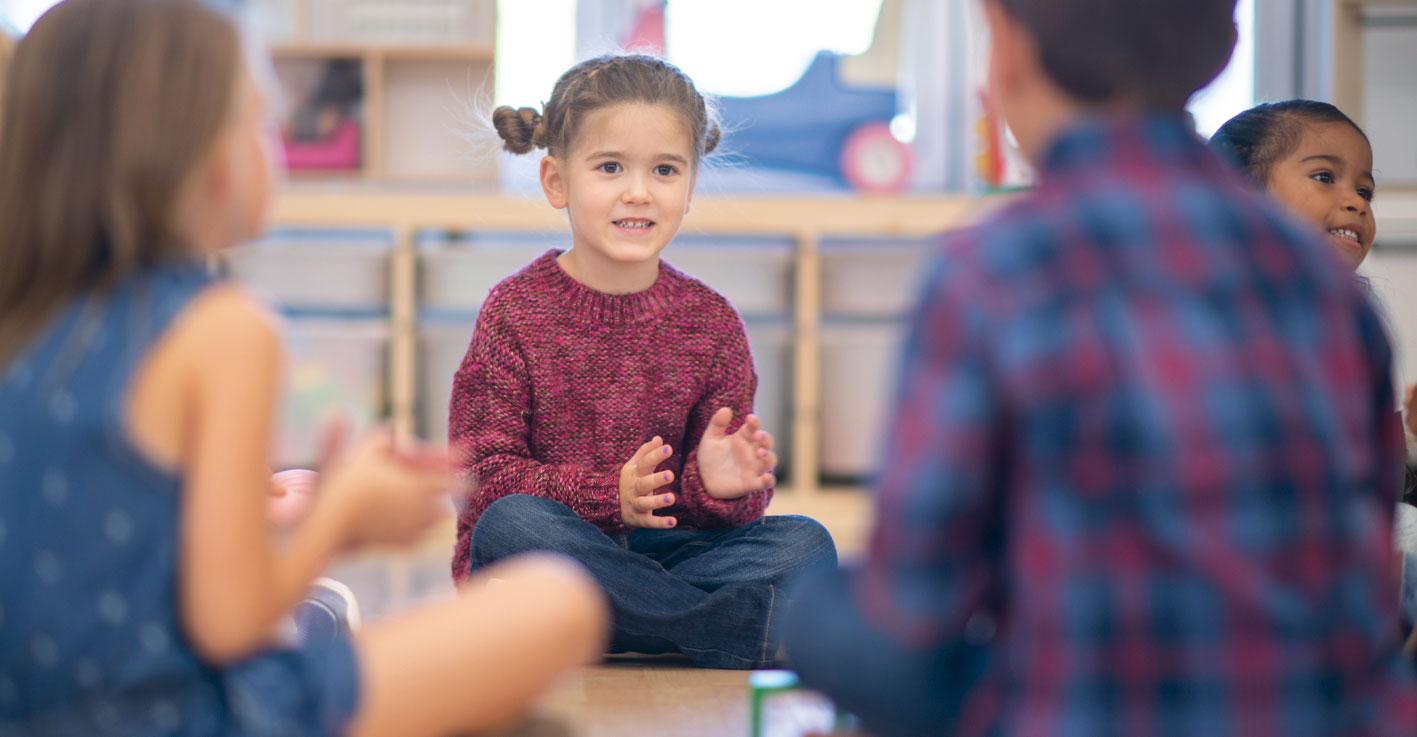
[
  {"x1": 662, "y1": 446, "x2": 671, "y2": 455},
  {"x1": 662, "y1": 472, "x2": 670, "y2": 481},
  {"x1": 667, "y1": 518, "x2": 676, "y2": 527},
  {"x1": 663, "y1": 494, "x2": 672, "y2": 503}
]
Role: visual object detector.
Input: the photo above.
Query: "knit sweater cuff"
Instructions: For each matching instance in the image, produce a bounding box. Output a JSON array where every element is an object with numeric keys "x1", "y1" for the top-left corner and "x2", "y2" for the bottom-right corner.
[
  {"x1": 680, "y1": 459, "x2": 765, "y2": 526},
  {"x1": 583, "y1": 467, "x2": 630, "y2": 534}
]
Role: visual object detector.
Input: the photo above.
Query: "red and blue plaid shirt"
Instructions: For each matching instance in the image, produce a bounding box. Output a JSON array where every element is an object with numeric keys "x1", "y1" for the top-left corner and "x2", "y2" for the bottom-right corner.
[{"x1": 860, "y1": 115, "x2": 1417, "y2": 736}]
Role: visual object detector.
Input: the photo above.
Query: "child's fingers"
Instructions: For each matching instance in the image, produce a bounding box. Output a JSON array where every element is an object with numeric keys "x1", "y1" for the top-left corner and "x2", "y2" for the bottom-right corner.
[
  {"x1": 636, "y1": 441, "x2": 672, "y2": 476},
  {"x1": 629, "y1": 436, "x2": 663, "y2": 465},
  {"x1": 731, "y1": 413, "x2": 761, "y2": 440},
  {"x1": 756, "y1": 430, "x2": 775, "y2": 450},
  {"x1": 759, "y1": 472, "x2": 776, "y2": 489},
  {"x1": 634, "y1": 513, "x2": 677, "y2": 530},
  {"x1": 635, "y1": 469, "x2": 674, "y2": 496},
  {"x1": 705, "y1": 408, "x2": 734, "y2": 439},
  {"x1": 758, "y1": 450, "x2": 778, "y2": 471},
  {"x1": 631, "y1": 492, "x2": 675, "y2": 513}
]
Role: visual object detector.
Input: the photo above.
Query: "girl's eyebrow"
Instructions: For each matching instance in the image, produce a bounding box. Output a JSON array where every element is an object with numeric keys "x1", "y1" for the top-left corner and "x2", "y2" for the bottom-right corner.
[
  {"x1": 585, "y1": 150, "x2": 690, "y2": 166},
  {"x1": 1300, "y1": 153, "x2": 1375, "y2": 184}
]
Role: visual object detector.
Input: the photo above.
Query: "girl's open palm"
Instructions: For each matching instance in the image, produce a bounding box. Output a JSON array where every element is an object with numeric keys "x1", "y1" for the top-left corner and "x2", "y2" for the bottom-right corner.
[{"x1": 696, "y1": 408, "x2": 777, "y2": 500}]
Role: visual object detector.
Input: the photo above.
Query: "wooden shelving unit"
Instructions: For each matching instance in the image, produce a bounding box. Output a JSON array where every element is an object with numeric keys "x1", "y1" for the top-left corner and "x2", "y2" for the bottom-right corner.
[
  {"x1": 1329, "y1": 0, "x2": 1417, "y2": 121},
  {"x1": 262, "y1": 0, "x2": 497, "y2": 184}
]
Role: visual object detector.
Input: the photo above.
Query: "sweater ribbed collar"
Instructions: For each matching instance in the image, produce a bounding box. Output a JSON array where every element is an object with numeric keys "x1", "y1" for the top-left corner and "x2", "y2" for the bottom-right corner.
[{"x1": 527, "y1": 249, "x2": 685, "y2": 325}]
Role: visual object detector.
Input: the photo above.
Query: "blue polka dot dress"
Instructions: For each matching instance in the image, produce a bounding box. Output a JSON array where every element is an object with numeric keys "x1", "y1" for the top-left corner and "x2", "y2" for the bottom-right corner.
[{"x1": 0, "y1": 262, "x2": 359, "y2": 736}]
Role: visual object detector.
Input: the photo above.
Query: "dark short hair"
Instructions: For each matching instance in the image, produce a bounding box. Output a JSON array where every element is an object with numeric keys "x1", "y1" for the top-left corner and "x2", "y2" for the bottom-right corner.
[
  {"x1": 1208, "y1": 100, "x2": 1369, "y2": 185},
  {"x1": 995, "y1": 0, "x2": 1238, "y2": 109}
]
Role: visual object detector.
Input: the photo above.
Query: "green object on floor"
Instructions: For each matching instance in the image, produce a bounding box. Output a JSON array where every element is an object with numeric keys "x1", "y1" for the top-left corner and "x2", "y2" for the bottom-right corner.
[{"x1": 748, "y1": 669, "x2": 853, "y2": 737}]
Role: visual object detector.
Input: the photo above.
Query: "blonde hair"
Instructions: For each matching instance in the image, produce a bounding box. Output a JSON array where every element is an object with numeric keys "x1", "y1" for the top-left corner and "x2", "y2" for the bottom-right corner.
[
  {"x1": 0, "y1": 0, "x2": 243, "y2": 366},
  {"x1": 492, "y1": 54, "x2": 720, "y2": 163}
]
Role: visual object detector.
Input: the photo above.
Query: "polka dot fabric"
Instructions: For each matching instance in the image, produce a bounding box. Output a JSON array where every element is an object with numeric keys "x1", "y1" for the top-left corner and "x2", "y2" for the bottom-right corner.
[{"x1": 0, "y1": 262, "x2": 358, "y2": 736}]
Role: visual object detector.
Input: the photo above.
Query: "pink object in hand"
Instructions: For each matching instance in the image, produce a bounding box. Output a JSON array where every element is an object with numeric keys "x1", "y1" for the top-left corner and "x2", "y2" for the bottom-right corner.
[{"x1": 269, "y1": 469, "x2": 320, "y2": 528}]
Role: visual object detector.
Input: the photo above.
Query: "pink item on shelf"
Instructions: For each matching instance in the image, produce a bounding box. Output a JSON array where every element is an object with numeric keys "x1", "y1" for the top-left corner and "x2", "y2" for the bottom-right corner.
[
  {"x1": 269, "y1": 468, "x2": 320, "y2": 528},
  {"x1": 282, "y1": 121, "x2": 361, "y2": 171}
]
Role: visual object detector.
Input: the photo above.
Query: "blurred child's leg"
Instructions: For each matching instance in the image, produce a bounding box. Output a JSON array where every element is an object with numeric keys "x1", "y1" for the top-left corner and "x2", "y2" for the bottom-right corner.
[
  {"x1": 470, "y1": 494, "x2": 782, "y2": 668},
  {"x1": 347, "y1": 554, "x2": 606, "y2": 737},
  {"x1": 783, "y1": 568, "x2": 989, "y2": 737}
]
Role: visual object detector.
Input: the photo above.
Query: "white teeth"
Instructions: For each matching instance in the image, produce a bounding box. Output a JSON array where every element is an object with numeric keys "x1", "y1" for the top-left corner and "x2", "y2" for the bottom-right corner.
[
  {"x1": 615, "y1": 221, "x2": 651, "y2": 229},
  {"x1": 1330, "y1": 228, "x2": 1358, "y2": 242}
]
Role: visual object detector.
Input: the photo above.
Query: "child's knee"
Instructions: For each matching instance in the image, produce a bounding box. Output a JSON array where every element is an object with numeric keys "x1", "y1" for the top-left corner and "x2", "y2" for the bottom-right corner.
[{"x1": 775, "y1": 515, "x2": 838, "y2": 569}]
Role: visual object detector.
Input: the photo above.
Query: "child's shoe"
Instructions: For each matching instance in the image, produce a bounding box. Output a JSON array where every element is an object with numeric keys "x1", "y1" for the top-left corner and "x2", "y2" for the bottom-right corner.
[{"x1": 291, "y1": 577, "x2": 361, "y2": 643}]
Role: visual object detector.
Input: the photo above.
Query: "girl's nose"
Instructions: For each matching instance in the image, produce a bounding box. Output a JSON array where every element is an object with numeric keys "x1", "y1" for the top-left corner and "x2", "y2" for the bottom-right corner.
[{"x1": 622, "y1": 179, "x2": 650, "y2": 203}]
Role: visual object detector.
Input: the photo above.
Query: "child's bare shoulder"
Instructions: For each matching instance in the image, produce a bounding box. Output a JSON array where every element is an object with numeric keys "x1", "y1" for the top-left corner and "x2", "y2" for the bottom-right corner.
[{"x1": 167, "y1": 283, "x2": 284, "y2": 367}]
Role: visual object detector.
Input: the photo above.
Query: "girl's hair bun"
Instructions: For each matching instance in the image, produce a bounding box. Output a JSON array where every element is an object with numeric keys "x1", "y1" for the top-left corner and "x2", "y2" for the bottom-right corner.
[{"x1": 492, "y1": 105, "x2": 545, "y2": 155}]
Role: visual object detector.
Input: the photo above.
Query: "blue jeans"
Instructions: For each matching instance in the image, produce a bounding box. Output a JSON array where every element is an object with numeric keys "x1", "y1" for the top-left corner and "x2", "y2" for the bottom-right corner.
[
  {"x1": 467, "y1": 494, "x2": 838, "y2": 669},
  {"x1": 784, "y1": 568, "x2": 990, "y2": 737}
]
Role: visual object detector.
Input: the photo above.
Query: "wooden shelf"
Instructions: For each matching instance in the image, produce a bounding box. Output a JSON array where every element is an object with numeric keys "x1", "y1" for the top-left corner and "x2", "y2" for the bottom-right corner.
[
  {"x1": 1331, "y1": 0, "x2": 1417, "y2": 122},
  {"x1": 270, "y1": 192, "x2": 1010, "y2": 495},
  {"x1": 267, "y1": 0, "x2": 497, "y2": 184}
]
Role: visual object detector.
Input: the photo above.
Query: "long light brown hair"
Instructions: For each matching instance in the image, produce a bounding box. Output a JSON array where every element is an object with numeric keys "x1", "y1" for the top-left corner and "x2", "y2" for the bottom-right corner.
[{"x1": 0, "y1": 0, "x2": 242, "y2": 366}]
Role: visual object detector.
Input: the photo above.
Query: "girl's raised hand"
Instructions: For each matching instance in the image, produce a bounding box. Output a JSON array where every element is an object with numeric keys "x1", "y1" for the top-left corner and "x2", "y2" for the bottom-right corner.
[
  {"x1": 619, "y1": 436, "x2": 678, "y2": 529},
  {"x1": 697, "y1": 408, "x2": 776, "y2": 500},
  {"x1": 318, "y1": 428, "x2": 457, "y2": 550}
]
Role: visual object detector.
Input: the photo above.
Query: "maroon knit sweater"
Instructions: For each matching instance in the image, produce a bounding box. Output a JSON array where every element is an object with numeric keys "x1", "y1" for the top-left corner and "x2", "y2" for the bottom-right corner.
[{"x1": 449, "y1": 250, "x2": 773, "y2": 580}]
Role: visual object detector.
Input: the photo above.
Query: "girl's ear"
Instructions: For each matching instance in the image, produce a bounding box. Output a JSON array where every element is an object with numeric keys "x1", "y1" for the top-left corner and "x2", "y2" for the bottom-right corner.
[{"x1": 540, "y1": 156, "x2": 567, "y2": 210}]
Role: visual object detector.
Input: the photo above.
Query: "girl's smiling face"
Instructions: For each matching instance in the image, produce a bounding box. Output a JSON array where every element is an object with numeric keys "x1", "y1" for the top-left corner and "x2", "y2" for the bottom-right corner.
[{"x1": 1264, "y1": 120, "x2": 1376, "y2": 270}]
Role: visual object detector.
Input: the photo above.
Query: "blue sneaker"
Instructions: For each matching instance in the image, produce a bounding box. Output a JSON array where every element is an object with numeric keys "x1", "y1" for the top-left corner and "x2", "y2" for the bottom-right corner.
[{"x1": 291, "y1": 577, "x2": 361, "y2": 644}]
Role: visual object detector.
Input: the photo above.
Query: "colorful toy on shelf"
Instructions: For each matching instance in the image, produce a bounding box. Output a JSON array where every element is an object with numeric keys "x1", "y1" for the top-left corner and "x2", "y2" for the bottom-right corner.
[
  {"x1": 716, "y1": 51, "x2": 909, "y2": 193},
  {"x1": 279, "y1": 57, "x2": 363, "y2": 171}
]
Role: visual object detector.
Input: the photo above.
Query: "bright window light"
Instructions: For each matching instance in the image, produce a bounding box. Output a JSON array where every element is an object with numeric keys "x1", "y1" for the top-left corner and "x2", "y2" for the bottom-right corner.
[
  {"x1": 665, "y1": 0, "x2": 884, "y2": 97},
  {"x1": 495, "y1": 0, "x2": 576, "y2": 109},
  {"x1": 0, "y1": 0, "x2": 60, "y2": 32},
  {"x1": 1188, "y1": 0, "x2": 1256, "y2": 137}
]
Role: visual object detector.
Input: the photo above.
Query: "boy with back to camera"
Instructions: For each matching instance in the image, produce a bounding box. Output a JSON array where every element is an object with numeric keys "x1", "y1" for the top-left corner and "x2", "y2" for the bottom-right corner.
[{"x1": 783, "y1": 1, "x2": 1417, "y2": 735}]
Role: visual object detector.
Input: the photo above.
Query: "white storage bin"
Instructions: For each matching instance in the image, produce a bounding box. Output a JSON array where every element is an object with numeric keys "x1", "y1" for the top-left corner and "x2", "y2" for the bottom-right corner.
[
  {"x1": 1363, "y1": 20, "x2": 1417, "y2": 185},
  {"x1": 224, "y1": 231, "x2": 391, "y2": 312},
  {"x1": 744, "y1": 321, "x2": 793, "y2": 476},
  {"x1": 275, "y1": 318, "x2": 389, "y2": 469},
  {"x1": 820, "y1": 239, "x2": 935, "y2": 318},
  {"x1": 666, "y1": 236, "x2": 794, "y2": 317},
  {"x1": 419, "y1": 233, "x2": 555, "y2": 312},
  {"x1": 419, "y1": 320, "x2": 478, "y2": 443},
  {"x1": 308, "y1": 0, "x2": 496, "y2": 46},
  {"x1": 818, "y1": 322, "x2": 909, "y2": 479}
]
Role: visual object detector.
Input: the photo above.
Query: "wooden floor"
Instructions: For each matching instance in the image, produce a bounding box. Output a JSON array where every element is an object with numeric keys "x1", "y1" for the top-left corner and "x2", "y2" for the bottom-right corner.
[{"x1": 510, "y1": 656, "x2": 842, "y2": 737}]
